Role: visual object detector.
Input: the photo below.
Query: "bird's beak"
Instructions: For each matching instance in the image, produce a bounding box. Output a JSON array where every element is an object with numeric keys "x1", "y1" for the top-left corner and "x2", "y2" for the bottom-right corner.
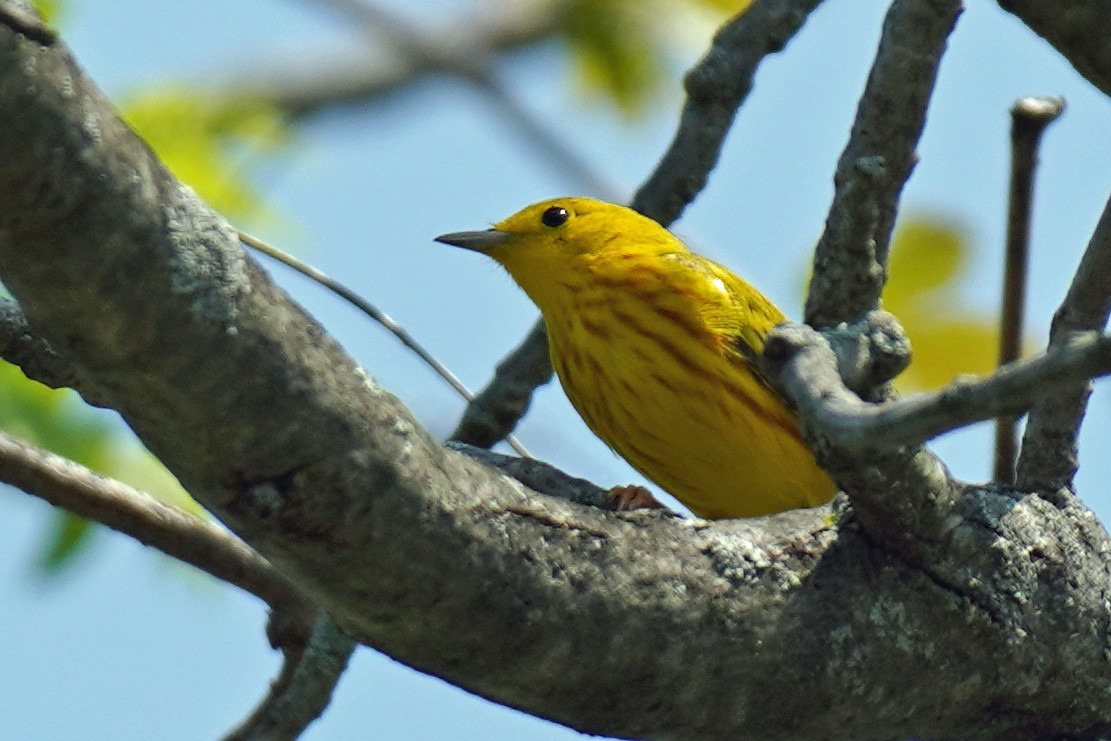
[{"x1": 434, "y1": 229, "x2": 512, "y2": 253}]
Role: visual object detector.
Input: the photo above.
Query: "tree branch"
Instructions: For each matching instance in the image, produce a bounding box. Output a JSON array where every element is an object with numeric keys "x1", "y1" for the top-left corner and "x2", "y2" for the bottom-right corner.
[
  {"x1": 631, "y1": 0, "x2": 826, "y2": 224},
  {"x1": 1017, "y1": 194, "x2": 1111, "y2": 492},
  {"x1": 292, "y1": 0, "x2": 617, "y2": 199},
  {"x1": 449, "y1": 321, "x2": 552, "y2": 449},
  {"x1": 766, "y1": 323, "x2": 1111, "y2": 456},
  {"x1": 805, "y1": 0, "x2": 962, "y2": 329},
  {"x1": 224, "y1": 615, "x2": 356, "y2": 741},
  {"x1": 994, "y1": 96, "x2": 1065, "y2": 484},
  {"x1": 0, "y1": 430, "x2": 310, "y2": 620},
  {"x1": 0, "y1": 296, "x2": 114, "y2": 406},
  {"x1": 996, "y1": 0, "x2": 1111, "y2": 98}
]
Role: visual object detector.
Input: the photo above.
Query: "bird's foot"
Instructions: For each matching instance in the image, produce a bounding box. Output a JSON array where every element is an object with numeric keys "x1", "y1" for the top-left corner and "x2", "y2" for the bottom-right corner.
[{"x1": 606, "y1": 484, "x2": 665, "y2": 512}]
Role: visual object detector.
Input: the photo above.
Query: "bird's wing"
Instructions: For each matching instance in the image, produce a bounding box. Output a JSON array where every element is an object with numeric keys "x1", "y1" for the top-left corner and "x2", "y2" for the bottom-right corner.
[{"x1": 664, "y1": 252, "x2": 791, "y2": 394}]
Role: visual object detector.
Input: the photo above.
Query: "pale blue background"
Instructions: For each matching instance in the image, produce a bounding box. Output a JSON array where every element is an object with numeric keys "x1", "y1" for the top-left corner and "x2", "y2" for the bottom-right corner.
[{"x1": 2, "y1": 1, "x2": 1109, "y2": 738}]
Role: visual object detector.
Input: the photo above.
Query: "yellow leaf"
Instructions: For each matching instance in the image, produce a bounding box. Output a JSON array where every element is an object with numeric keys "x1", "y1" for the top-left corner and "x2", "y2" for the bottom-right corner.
[
  {"x1": 882, "y1": 215, "x2": 1027, "y2": 393},
  {"x1": 31, "y1": 0, "x2": 60, "y2": 25},
  {"x1": 686, "y1": 0, "x2": 754, "y2": 14},
  {"x1": 885, "y1": 218, "x2": 965, "y2": 302}
]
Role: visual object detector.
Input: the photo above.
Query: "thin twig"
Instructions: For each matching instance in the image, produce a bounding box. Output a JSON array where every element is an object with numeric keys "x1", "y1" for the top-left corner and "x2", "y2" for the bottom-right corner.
[
  {"x1": 0, "y1": 429, "x2": 311, "y2": 616},
  {"x1": 1017, "y1": 194, "x2": 1111, "y2": 492},
  {"x1": 993, "y1": 96, "x2": 1065, "y2": 484},
  {"x1": 805, "y1": 0, "x2": 963, "y2": 330},
  {"x1": 449, "y1": 321, "x2": 552, "y2": 449},
  {"x1": 996, "y1": 0, "x2": 1111, "y2": 98},
  {"x1": 765, "y1": 323, "x2": 1111, "y2": 454},
  {"x1": 238, "y1": 229, "x2": 530, "y2": 457},
  {"x1": 0, "y1": 423, "x2": 328, "y2": 721},
  {"x1": 224, "y1": 615, "x2": 357, "y2": 741},
  {"x1": 632, "y1": 0, "x2": 826, "y2": 225}
]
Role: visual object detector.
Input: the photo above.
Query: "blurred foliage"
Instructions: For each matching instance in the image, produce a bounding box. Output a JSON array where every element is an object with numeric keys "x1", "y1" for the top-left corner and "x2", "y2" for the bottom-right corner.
[
  {"x1": 558, "y1": 0, "x2": 753, "y2": 115},
  {"x1": 0, "y1": 361, "x2": 195, "y2": 572},
  {"x1": 31, "y1": 0, "x2": 60, "y2": 25},
  {"x1": 884, "y1": 217, "x2": 1025, "y2": 392}
]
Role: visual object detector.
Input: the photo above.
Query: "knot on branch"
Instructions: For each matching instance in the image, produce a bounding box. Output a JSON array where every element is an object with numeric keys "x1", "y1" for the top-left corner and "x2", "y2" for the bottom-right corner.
[{"x1": 817, "y1": 310, "x2": 911, "y2": 396}]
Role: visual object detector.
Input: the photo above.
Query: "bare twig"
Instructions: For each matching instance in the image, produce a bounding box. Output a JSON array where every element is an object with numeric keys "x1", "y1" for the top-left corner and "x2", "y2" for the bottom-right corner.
[
  {"x1": 993, "y1": 97, "x2": 1065, "y2": 484},
  {"x1": 281, "y1": 0, "x2": 616, "y2": 453},
  {"x1": 238, "y1": 229, "x2": 530, "y2": 457},
  {"x1": 10, "y1": 17, "x2": 1111, "y2": 734},
  {"x1": 996, "y1": 0, "x2": 1111, "y2": 98},
  {"x1": 448, "y1": 440, "x2": 608, "y2": 509},
  {"x1": 1017, "y1": 195, "x2": 1111, "y2": 492},
  {"x1": 448, "y1": 321, "x2": 552, "y2": 449},
  {"x1": 224, "y1": 614, "x2": 356, "y2": 741},
  {"x1": 452, "y1": 0, "x2": 828, "y2": 450},
  {"x1": 0, "y1": 429, "x2": 311, "y2": 618},
  {"x1": 0, "y1": 422, "x2": 326, "y2": 716},
  {"x1": 805, "y1": 0, "x2": 963, "y2": 330},
  {"x1": 765, "y1": 324, "x2": 1111, "y2": 455},
  {"x1": 631, "y1": 0, "x2": 826, "y2": 224}
]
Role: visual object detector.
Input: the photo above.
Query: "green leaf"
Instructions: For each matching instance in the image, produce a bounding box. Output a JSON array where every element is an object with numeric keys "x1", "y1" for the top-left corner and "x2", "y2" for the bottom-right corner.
[
  {"x1": 38, "y1": 512, "x2": 94, "y2": 572},
  {"x1": 0, "y1": 360, "x2": 199, "y2": 574},
  {"x1": 556, "y1": 0, "x2": 756, "y2": 116},
  {"x1": 686, "y1": 0, "x2": 754, "y2": 14}
]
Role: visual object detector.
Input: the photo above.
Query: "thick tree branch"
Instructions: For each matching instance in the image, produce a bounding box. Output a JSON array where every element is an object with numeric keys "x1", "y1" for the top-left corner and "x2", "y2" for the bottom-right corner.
[
  {"x1": 0, "y1": 296, "x2": 112, "y2": 406},
  {"x1": 452, "y1": 0, "x2": 827, "y2": 450},
  {"x1": 997, "y1": 0, "x2": 1111, "y2": 98},
  {"x1": 805, "y1": 0, "x2": 962, "y2": 329},
  {"x1": 766, "y1": 314, "x2": 1111, "y2": 549},
  {"x1": 1018, "y1": 195, "x2": 1111, "y2": 492},
  {"x1": 5, "y1": 10, "x2": 1111, "y2": 740}
]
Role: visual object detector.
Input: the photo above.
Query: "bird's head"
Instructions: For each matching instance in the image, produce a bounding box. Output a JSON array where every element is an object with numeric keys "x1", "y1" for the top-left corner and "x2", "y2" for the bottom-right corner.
[{"x1": 435, "y1": 197, "x2": 684, "y2": 307}]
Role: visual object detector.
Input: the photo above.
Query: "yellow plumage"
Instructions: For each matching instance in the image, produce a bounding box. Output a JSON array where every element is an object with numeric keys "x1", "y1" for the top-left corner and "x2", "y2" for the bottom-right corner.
[{"x1": 437, "y1": 197, "x2": 835, "y2": 518}]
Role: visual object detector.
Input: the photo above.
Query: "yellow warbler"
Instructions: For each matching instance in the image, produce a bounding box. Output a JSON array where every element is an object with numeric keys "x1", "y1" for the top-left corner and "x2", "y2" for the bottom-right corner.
[{"x1": 437, "y1": 197, "x2": 835, "y2": 518}]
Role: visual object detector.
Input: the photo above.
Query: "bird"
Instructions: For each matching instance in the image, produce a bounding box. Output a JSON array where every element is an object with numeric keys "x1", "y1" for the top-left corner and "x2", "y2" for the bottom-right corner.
[{"x1": 436, "y1": 197, "x2": 836, "y2": 519}]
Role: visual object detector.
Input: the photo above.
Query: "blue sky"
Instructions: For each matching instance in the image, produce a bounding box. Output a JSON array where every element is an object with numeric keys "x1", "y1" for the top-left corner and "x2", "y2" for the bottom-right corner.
[{"x1": 1, "y1": 1, "x2": 1109, "y2": 738}]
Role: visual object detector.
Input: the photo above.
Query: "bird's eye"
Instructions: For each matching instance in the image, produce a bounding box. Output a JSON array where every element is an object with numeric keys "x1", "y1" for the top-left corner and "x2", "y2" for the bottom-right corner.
[{"x1": 541, "y1": 206, "x2": 569, "y2": 228}]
